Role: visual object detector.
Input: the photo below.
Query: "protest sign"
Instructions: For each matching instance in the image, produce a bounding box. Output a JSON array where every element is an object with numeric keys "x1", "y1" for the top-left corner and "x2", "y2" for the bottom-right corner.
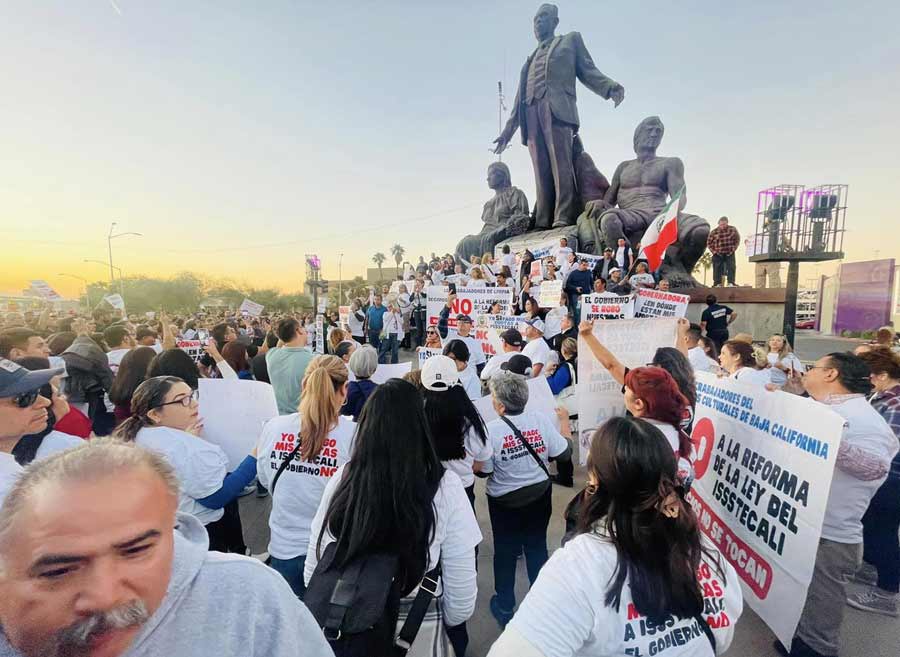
[
  {"x1": 370, "y1": 362, "x2": 412, "y2": 384},
  {"x1": 686, "y1": 372, "x2": 843, "y2": 647},
  {"x1": 338, "y1": 305, "x2": 350, "y2": 327},
  {"x1": 426, "y1": 286, "x2": 512, "y2": 330},
  {"x1": 103, "y1": 294, "x2": 125, "y2": 311},
  {"x1": 538, "y1": 279, "x2": 564, "y2": 308},
  {"x1": 576, "y1": 318, "x2": 677, "y2": 464},
  {"x1": 389, "y1": 280, "x2": 403, "y2": 295},
  {"x1": 633, "y1": 288, "x2": 690, "y2": 318},
  {"x1": 475, "y1": 314, "x2": 520, "y2": 359},
  {"x1": 745, "y1": 233, "x2": 769, "y2": 257},
  {"x1": 29, "y1": 280, "x2": 62, "y2": 300},
  {"x1": 317, "y1": 298, "x2": 327, "y2": 314},
  {"x1": 574, "y1": 252, "x2": 602, "y2": 270},
  {"x1": 239, "y1": 298, "x2": 264, "y2": 317},
  {"x1": 529, "y1": 260, "x2": 543, "y2": 283},
  {"x1": 474, "y1": 377, "x2": 559, "y2": 429},
  {"x1": 176, "y1": 339, "x2": 204, "y2": 362},
  {"x1": 315, "y1": 315, "x2": 325, "y2": 354},
  {"x1": 417, "y1": 347, "x2": 443, "y2": 368},
  {"x1": 579, "y1": 293, "x2": 635, "y2": 321},
  {"x1": 198, "y1": 379, "x2": 279, "y2": 470}
]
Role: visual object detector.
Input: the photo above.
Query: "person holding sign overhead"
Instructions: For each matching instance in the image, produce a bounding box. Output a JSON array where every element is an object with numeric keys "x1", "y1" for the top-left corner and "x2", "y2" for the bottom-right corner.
[
  {"x1": 113, "y1": 376, "x2": 257, "y2": 553},
  {"x1": 438, "y1": 299, "x2": 486, "y2": 376}
]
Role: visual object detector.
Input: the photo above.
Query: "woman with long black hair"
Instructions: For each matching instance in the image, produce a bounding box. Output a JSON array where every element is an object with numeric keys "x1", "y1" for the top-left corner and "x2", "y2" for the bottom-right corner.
[
  {"x1": 305, "y1": 379, "x2": 482, "y2": 656},
  {"x1": 488, "y1": 417, "x2": 743, "y2": 657},
  {"x1": 108, "y1": 345, "x2": 157, "y2": 425},
  {"x1": 419, "y1": 355, "x2": 492, "y2": 506}
]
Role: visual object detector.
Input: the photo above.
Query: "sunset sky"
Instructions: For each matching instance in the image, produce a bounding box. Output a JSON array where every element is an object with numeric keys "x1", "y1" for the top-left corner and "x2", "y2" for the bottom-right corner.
[{"x1": 2, "y1": 1, "x2": 898, "y2": 298}]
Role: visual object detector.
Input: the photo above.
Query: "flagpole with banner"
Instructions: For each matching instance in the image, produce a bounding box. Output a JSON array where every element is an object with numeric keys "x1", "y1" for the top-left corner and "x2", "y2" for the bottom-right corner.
[{"x1": 636, "y1": 186, "x2": 684, "y2": 273}]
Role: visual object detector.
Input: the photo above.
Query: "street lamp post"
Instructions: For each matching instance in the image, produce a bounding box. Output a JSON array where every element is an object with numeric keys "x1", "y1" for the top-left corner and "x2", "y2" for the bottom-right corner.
[
  {"x1": 338, "y1": 253, "x2": 344, "y2": 304},
  {"x1": 57, "y1": 273, "x2": 91, "y2": 311},
  {"x1": 84, "y1": 260, "x2": 125, "y2": 305},
  {"x1": 107, "y1": 222, "x2": 142, "y2": 285}
]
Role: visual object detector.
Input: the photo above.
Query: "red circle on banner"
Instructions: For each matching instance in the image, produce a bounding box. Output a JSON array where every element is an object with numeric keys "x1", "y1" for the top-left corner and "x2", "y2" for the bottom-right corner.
[{"x1": 691, "y1": 417, "x2": 715, "y2": 480}]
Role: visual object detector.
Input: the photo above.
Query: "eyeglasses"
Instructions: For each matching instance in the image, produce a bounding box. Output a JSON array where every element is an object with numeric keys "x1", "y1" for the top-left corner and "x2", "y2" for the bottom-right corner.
[
  {"x1": 13, "y1": 389, "x2": 40, "y2": 409},
  {"x1": 152, "y1": 389, "x2": 199, "y2": 410},
  {"x1": 426, "y1": 330, "x2": 438, "y2": 335}
]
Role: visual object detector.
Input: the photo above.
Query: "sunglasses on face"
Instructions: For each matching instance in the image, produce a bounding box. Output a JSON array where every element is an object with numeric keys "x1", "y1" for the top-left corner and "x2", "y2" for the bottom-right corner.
[
  {"x1": 152, "y1": 389, "x2": 199, "y2": 410},
  {"x1": 13, "y1": 388, "x2": 41, "y2": 409}
]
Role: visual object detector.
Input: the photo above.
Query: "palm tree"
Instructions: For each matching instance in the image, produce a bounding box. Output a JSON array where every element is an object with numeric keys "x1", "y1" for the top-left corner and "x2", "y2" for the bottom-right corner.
[
  {"x1": 372, "y1": 252, "x2": 386, "y2": 283},
  {"x1": 694, "y1": 250, "x2": 713, "y2": 285},
  {"x1": 390, "y1": 244, "x2": 405, "y2": 268}
]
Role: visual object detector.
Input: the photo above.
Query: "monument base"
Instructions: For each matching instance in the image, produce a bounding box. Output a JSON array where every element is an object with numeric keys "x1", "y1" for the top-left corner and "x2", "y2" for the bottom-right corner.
[
  {"x1": 683, "y1": 286, "x2": 787, "y2": 341},
  {"x1": 494, "y1": 225, "x2": 579, "y2": 260}
]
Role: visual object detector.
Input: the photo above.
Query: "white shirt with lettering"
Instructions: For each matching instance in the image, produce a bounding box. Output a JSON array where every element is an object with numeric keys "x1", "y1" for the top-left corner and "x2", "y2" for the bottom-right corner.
[
  {"x1": 490, "y1": 531, "x2": 743, "y2": 657},
  {"x1": 257, "y1": 414, "x2": 356, "y2": 560},
  {"x1": 485, "y1": 411, "x2": 569, "y2": 498}
]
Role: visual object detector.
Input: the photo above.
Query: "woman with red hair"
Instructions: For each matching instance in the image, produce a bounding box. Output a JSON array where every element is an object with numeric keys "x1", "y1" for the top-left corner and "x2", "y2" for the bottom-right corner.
[{"x1": 578, "y1": 321, "x2": 694, "y2": 484}]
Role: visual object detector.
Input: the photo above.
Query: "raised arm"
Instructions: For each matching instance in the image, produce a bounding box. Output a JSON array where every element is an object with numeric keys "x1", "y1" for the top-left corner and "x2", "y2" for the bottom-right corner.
[{"x1": 578, "y1": 320, "x2": 627, "y2": 385}]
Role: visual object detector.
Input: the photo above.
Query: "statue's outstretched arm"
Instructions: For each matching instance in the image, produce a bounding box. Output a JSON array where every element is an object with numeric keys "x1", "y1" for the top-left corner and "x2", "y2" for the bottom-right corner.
[{"x1": 572, "y1": 31, "x2": 623, "y2": 103}]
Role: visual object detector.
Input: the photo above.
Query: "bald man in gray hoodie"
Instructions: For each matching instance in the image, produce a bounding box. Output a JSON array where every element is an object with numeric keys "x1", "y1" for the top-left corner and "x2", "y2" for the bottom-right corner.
[{"x1": 0, "y1": 440, "x2": 333, "y2": 657}]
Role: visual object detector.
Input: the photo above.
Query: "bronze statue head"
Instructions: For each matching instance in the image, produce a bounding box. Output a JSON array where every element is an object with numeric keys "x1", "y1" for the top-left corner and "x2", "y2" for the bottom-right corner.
[
  {"x1": 487, "y1": 162, "x2": 512, "y2": 190},
  {"x1": 633, "y1": 116, "x2": 665, "y2": 154},
  {"x1": 533, "y1": 4, "x2": 559, "y2": 41}
]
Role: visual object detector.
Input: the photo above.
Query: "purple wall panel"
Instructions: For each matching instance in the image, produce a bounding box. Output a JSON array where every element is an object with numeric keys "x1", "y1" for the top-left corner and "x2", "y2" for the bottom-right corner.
[{"x1": 834, "y1": 259, "x2": 896, "y2": 332}]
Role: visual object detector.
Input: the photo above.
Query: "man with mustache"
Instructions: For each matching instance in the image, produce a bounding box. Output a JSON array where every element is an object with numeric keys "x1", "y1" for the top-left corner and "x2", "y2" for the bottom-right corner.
[
  {"x1": 0, "y1": 440, "x2": 334, "y2": 657},
  {"x1": 0, "y1": 358, "x2": 56, "y2": 503}
]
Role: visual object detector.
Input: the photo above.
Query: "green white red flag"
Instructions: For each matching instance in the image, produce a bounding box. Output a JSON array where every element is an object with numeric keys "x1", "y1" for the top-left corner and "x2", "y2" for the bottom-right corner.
[{"x1": 638, "y1": 187, "x2": 683, "y2": 272}]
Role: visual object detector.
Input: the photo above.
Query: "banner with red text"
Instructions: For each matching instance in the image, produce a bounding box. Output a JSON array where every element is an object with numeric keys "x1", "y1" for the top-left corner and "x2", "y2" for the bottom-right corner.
[
  {"x1": 687, "y1": 372, "x2": 843, "y2": 647},
  {"x1": 426, "y1": 286, "x2": 513, "y2": 333},
  {"x1": 634, "y1": 288, "x2": 690, "y2": 318}
]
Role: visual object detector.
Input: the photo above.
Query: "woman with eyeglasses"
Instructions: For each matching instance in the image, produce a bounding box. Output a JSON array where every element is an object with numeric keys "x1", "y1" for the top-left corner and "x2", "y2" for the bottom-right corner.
[
  {"x1": 488, "y1": 416, "x2": 743, "y2": 657},
  {"x1": 113, "y1": 375, "x2": 257, "y2": 552},
  {"x1": 423, "y1": 326, "x2": 443, "y2": 350}
]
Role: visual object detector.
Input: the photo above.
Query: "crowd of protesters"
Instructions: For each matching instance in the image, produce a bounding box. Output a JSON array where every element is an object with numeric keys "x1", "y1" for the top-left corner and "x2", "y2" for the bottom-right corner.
[{"x1": 0, "y1": 240, "x2": 898, "y2": 657}]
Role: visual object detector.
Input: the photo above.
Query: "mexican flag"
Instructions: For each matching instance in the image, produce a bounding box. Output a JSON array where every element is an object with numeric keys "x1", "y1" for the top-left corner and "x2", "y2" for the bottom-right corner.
[{"x1": 638, "y1": 187, "x2": 683, "y2": 272}]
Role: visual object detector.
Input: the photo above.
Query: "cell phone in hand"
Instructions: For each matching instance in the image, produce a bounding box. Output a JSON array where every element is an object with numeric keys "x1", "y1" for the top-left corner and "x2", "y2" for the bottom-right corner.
[{"x1": 448, "y1": 282, "x2": 457, "y2": 294}]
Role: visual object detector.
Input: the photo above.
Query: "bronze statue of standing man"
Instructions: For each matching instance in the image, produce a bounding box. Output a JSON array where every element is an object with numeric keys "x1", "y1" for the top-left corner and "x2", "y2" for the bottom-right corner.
[{"x1": 493, "y1": 4, "x2": 625, "y2": 230}]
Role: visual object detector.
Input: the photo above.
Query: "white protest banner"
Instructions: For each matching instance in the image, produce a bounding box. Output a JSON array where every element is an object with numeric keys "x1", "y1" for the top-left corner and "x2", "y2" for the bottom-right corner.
[
  {"x1": 474, "y1": 377, "x2": 559, "y2": 430},
  {"x1": 239, "y1": 298, "x2": 264, "y2": 317},
  {"x1": 315, "y1": 315, "x2": 325, "y2": 354},
  {"x1": 686, "y1": 373, "x2": 843, "y2": 647},
  {"x1": 389, "y1": 280, "x2": 403, "y2": 295},
  {"x1": 103, "y1": 293, "x2": 125, "y2": 310},
  {"x1": 338, "y1": 305, "x2": 351, "y2": 327},
  {"x1": 426, "y1": 286, "x2": 513, "y2": 331},
  {"x1": 29, "y1": 280, "x2": 62, "y2": 300},
  {"x1": 198, "y1": 379, "x2": 279, "y2": 470},
  {"x1": 403, "y1": 263, "x2": 415, "y2": 280},
  {"x1": 745, "y1": 233, "x2": 769, "y2": 257},
  {"x1": 417, "y1": 347, "x2": 443, "y2": 369},
  {"x1": 370, "y1": 362, "x2": 412, "y2": 384},
  {"x1": 176, "y1": 339, "x2": 204, "y2": 362},
  {"x1": 528, "y1": 238, "x2": 560, "y2": 260},
  {"x1": 576, "y1": 318, "x2": 677, "y2": 464},
  {"x1": 579, "y1": 293, "x2": 635, "y2": 321},
  {"x1": 317, "y1": 298, "x2": 327, "y2": 314},
  {"x1": 574, "y1": 252, "x2": 603, "y2": 270},
  {"x1": 538, "y1": 279, "x2": 564, "y2": 308},
  {"x1": 529, "y1": 260, "x2": 543, "y2": 283},
  {"x1": 475, "y1": 314, "x2": 520, "y2": 359},
  {"x1": 634, "y1": 288, "x2": 690, "y2": 318}
]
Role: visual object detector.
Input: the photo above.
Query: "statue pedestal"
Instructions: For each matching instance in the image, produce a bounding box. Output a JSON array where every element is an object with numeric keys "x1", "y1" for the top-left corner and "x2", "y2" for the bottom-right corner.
[
  {"x1": 683, "y1": 286, "x2": 787, "y2": 340},
  {"x1": 494, "y1": 225, "x2": 580, "y2": 260}
]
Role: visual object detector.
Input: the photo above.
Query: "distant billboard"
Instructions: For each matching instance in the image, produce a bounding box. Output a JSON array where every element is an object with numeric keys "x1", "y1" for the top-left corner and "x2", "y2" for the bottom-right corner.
[{"x1": 833, "y1": 259, "x2": 895, "y2": 333}]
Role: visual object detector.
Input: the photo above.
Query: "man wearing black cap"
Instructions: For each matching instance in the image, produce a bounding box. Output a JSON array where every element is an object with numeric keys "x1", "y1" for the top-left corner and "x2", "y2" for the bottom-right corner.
[
  {"x1": 500, "y1": 354, "x2": 534, "y2": 377},
  {"x1": 439, "y1": 294, "x2": 487, "y2": 375},
  {"x1": 0, "y1": 358, "x2": 57, "y2": 501},
  {"x1": 481, "y1": 329, "x2": 525, "y2": 381},
  {"x1": 591, "y1": 247, "x2": 615, "y2": 281}
]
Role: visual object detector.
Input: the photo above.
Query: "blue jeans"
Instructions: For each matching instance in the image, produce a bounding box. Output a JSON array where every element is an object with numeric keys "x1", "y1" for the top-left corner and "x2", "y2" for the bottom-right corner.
[
  {"x1": 378, "y1": 333, "x2": 399, "y2": 364},
  {"x1": 269, "y1": 555, "x2": 306, "y2": 599},
  {"x1": 368, "y1": 329, "x2": 382, "y2": 353}
]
